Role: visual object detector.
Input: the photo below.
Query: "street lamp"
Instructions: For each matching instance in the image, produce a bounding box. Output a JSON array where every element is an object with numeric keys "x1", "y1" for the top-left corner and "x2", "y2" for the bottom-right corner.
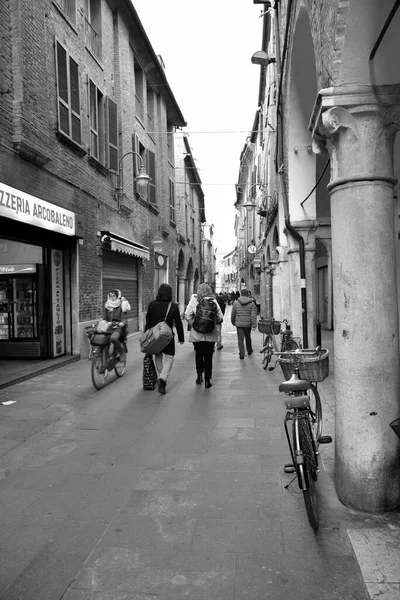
[
  {"x1": 115, "y1": 151, "x2": 151, "y2": 203},
  {"x1": 242, "y1": 182, "x2": 263, "y2": 211}
]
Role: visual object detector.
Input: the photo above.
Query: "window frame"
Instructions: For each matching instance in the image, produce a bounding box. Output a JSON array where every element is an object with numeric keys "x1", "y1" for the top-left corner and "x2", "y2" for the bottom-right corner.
[
  {"x1": 55, "y1": 39, "x2": 82, "y2": 147},
  {"x1": 169, "y1": 179, "x2": 175, "y2": 223}
]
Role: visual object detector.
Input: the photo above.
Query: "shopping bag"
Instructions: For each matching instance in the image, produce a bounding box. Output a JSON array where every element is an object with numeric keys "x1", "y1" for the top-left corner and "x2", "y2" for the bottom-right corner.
[
  {"x1": 142, "y1": 355, "x2": 158, "y2": 390},
  {"x1": 139, "y1": 303, "x2": 173, "y2": 354}
]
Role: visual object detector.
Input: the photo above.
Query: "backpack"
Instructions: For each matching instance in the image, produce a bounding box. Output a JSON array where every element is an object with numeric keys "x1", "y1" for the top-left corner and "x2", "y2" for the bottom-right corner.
[{"x1": 192, "y1": 297, "x2": 217, "y2": 334}]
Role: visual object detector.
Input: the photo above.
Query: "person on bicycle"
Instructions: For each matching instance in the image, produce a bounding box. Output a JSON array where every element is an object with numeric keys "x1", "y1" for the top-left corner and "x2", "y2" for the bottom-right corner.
[
  {"x1": 231, "y1": 288, "x2": 257, "y2": 359},
  {"x1": 104, "y1": 289, "x2": 130, "y2": 363}
]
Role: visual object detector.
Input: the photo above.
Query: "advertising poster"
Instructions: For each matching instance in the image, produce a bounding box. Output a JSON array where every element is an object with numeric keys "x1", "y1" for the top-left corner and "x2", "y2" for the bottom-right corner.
[{"x1": 51, "y1": 249, "x2": 65, "y2": 357}]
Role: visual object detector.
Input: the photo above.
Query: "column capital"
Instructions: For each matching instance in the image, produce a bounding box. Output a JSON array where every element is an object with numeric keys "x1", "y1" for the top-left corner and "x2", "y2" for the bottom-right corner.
[{"x1": 310, "y1": 86, "x2": 400, "y2": 191}]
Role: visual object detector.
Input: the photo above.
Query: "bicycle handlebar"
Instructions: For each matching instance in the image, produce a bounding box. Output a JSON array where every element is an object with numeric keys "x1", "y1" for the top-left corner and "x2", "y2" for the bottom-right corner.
[{"x1": 271, "y1": 346, "x2": 324, "y2": 357}]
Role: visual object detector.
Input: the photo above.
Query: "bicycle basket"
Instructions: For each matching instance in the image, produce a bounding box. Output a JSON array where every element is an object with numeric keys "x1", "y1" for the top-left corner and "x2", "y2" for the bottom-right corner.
[
  {"x1": 278, "y1": 348, "x2": 329, "y2": 382},
  {"x1": 91, "y1": 332, "x2": 109, "y2": 347},
  {"x1": 390, "y1": 418, "x2": 400, "y2": 440},
  {"x1": 258, "y1": 319, "x2": 281, "y2": 335},
  {"x1": 85, "y1": 324, "x2": 97, "y2": 340}
]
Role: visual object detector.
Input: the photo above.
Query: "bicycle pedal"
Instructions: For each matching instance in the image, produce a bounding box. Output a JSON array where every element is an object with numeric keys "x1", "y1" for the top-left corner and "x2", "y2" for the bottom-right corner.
[
  {"x1": 284, "y1": 463, "x2": 295, "y2": 473},
  {"x1": 318, "y1": 435, "x2": 333, "y2": 444}
]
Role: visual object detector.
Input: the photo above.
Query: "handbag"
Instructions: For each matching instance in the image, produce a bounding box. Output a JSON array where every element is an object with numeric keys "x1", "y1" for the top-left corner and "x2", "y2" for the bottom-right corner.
[
  {"x1": 142, "y1": 354, "x2": 158, "y2": 390},
  {"x1": 139, "y1": 302, "x2": 173, "y2": 354}
]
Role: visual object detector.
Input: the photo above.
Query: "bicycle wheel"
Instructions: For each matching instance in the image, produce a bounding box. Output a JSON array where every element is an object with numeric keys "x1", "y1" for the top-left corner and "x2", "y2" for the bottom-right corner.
[
  {"x1": 262, "y1": 346, "x2": 272, "y2": 369},
  {"x1": 282, "y1": 339, "x2": 299, "y2": 351},
  {"x1": 297, "y1": 417, "x2": 319, "y2": 530},
  {"x1": 307, "y1": 383, "x2": 323, "y2": 444},
  {"x1": 91, "y1": 349, "x2": 107, "y2": 390}
]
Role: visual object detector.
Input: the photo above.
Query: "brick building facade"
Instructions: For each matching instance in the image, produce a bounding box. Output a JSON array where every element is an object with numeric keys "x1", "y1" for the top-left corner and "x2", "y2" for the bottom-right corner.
[{"x1": 0, "y1": 0, "x2": 188, "y2": 359}]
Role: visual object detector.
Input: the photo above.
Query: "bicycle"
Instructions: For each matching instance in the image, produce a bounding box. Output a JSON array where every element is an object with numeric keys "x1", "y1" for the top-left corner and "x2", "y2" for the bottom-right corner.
[
  {"x1": 258, "y1": 317, "x2": 300, "y2": 370},
  {"x1": 85, "y1": 322, "x2": 127, "y2": 390},
  {"x1": 270, "y1": 347, "x2": 332, "y2": 530}
]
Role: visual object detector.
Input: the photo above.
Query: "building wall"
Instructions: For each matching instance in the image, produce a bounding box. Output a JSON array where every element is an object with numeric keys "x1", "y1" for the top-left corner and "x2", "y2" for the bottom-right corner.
[{"x1": 0, "y1": 0, "x2": 186, "y2": 357}]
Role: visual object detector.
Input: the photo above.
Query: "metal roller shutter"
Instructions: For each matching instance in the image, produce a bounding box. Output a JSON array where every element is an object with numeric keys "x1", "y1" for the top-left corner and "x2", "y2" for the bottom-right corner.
[{"x1": 102, "y1": 250, "x2": 139, "y2": 332}]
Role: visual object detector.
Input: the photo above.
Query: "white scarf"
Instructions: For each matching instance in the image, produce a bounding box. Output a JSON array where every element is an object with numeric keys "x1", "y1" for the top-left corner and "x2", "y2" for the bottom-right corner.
[{"x1": 105, "y1": 297, "x2": 131, "y2": 312}]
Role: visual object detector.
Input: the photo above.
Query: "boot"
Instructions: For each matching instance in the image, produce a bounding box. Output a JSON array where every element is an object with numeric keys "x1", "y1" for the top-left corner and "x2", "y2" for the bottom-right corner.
[
  {"x1": 205, "y1": 379, "x2": 212, "y2": 389},
  {"x1": 157, "y1": 378, "x2": 166, "y2": 394},
  {"x1": 195, "y1": 373, "x2": 203, "y2": 385}
]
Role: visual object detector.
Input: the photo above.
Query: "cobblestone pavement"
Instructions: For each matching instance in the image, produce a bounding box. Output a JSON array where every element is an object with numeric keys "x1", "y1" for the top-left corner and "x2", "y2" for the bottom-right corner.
[{"x1": 0, "y1": 308, "x2": 399, "y2": 599}]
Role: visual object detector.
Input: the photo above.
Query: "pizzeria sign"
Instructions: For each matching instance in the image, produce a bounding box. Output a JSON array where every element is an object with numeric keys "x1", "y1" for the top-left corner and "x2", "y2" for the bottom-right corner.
[{"x1": 0, "y1": 181, "x2": 77, "y2": 236}]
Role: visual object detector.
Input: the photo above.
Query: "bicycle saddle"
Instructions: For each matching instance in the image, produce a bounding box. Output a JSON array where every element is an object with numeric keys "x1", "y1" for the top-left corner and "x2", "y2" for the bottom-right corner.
[{"x1": 279, "y1": 373, "x2": 311, "y2": 393}]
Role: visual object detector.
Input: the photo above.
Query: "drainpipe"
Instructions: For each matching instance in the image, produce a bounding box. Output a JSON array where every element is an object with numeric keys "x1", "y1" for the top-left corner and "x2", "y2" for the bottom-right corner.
[{"x1": 274, "y1": 0, "x2": 309, "y2": 349}]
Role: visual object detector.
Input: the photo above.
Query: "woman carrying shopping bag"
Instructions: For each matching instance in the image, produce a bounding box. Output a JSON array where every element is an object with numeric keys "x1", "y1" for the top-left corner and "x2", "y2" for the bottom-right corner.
[{"x1": 144, "y1": 283, "x2": 184, "y2": 394}]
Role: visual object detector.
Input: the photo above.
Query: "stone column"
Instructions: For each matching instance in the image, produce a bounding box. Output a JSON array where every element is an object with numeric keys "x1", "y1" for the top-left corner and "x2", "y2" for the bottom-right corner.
[
  {"x1": 315, "y1": 94, "x2": 400, "y2": 511},
  {"x1": 178, "y1": 278, "x2": 186, "y2": 316}
]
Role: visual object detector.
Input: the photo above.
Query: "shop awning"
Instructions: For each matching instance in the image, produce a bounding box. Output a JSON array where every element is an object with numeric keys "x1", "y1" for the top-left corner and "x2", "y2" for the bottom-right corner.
[{"x1": 102, "y1": 232, "x2": 150, "y2": 260}]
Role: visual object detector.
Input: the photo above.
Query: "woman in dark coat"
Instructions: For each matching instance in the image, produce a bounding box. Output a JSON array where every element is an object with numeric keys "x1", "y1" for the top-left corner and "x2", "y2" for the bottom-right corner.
[{"x1": 144, "y1": 283, "x2": 184, "y2": 394}]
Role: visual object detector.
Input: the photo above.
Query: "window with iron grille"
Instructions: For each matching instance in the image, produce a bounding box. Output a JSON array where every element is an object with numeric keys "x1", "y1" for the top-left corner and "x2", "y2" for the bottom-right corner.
[{"x1": 55, "y1": 40, "x2": 82, "y2": 146}]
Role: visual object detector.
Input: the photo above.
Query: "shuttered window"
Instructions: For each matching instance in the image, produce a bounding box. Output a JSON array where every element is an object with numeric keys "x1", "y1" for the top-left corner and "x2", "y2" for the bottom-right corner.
[
  {"x1": 147, "y1": 150, "x2": 156, "y2": 204},
  {"x1": 106, "y1": 98, "x2": 118, "y2": 172},
  {"x1": 55, "y1": 40, "x2": 82, "y2": 145}
]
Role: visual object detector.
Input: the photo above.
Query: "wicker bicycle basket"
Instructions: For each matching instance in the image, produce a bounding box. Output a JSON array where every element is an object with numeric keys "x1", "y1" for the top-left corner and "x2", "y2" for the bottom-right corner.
[
  {"x1": 390, "y1": 418, "x2": 400, "y2": 440},
  {"x1": 278, "y1": 349, "x2": 329, "y2": 383},
  {"x1": 258, "y1": 319, "x2": 281, "y2": 335}
]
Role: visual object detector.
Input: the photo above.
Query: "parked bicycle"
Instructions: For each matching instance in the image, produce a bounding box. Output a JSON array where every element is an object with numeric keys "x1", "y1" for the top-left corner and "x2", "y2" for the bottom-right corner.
[
  {"x1": 270, "y1": 347, "x2": 332, "y2": 530},
  {"x1": 85, "y1": 322, "x2": 127, "y2": 390},
  {"x1": 258, "y1": 317, "x2": 300, "y2": 370}
]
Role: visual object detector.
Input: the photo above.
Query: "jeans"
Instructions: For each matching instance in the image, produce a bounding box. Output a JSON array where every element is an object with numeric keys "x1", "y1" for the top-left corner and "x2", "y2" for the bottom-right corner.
[
  {"x1": 236, "y1": 327, "x2": 253, "y2": 357},
  {"x1": 193, "y1": 341, "x2": 215, "y2": 380},
  {"x1": 110, "y1": 331, "x2": 126, "y2": 358},
  {"x1": 154, "y1": 352, "x2": 174, "y2": 382}
]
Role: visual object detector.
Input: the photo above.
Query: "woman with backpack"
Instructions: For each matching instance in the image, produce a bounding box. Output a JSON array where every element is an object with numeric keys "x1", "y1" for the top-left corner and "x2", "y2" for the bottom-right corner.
[{"x1": 185, "y1": 283, "x2": 224, "y2": 389}]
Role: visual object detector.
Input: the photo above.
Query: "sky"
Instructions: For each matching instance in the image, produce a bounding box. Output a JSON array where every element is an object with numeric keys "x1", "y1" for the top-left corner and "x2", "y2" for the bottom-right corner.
[{"x1": 132, "y1": 0, "x2": 264, "y2": 256}]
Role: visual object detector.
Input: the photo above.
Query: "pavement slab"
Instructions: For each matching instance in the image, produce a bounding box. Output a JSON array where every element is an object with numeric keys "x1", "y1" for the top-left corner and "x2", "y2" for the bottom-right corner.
[{"x1": 0, "y1": 313, "x2": 398, "y2": 599}]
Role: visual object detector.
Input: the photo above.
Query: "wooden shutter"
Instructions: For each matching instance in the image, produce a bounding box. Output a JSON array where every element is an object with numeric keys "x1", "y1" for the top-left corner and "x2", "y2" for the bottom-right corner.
[
  {"x1": 147, "y1": 150, "x2": 156, "y2": 204},
  {"x1": 89, "y1": 79, "x2": 99, "y2": 159},
  {"x1": 69, "y1": 56, "x2": 81, "y2": 144},
  {"x1": 56, "y1": 42, "x2": 70, "y2": 137},
  {"x1": 107, "y1": 98, "x2": 118, "y2": 172},
  {"x1": 55, "y1": 40, "x2": 81, "y2": 144}
]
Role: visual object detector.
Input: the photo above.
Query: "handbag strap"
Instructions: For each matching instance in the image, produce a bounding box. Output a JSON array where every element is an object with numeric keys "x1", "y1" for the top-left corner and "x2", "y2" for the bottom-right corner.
[{"x1": 164, "y1": 302, "x2": 172, "y2": 321}]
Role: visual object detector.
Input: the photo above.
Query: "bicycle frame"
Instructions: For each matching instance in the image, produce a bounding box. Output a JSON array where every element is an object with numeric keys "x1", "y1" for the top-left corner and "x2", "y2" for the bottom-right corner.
[{"x1": 284, "y1": 406, "x2": 318, "y2": 491}]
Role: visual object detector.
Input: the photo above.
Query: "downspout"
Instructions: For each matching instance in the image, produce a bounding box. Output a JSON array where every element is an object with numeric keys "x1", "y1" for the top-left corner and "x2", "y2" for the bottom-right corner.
[{"x1": 273, "y1": 0, "x2": 309, "y2": 349}]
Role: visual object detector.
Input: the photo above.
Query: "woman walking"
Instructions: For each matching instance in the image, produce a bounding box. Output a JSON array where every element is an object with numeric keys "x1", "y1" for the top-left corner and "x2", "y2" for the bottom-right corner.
[
  {"x1": 185, "y1": 283, "x2": 224, "y2": 389},
  {"x1": 144, "y1": 283, "x2": 184, "y2": 394}
]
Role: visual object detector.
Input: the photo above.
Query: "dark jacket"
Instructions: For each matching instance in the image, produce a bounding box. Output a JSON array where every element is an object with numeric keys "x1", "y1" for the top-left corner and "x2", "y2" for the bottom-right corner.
[
  {"x1": 104, "y1": 305, "x2": 127, "y2": 337},
  {"x1": 145, "y1": 300, "x2": 184, "y2": 355},
  {"x1": 231, "y1": 296, "x2": 257, "y2": 329},
  {"x1": 216, "y1": 294, "x2": 226, "y2": 315}
]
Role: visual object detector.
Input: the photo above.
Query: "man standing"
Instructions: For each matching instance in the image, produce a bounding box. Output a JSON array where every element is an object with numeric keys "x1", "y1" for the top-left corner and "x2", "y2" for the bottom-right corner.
[{"x1": 231, "y1": 288, "x2": 257, "y2": 359}]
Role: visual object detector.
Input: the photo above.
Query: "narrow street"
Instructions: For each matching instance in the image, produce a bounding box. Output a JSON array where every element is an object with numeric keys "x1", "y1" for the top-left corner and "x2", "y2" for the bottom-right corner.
[{"x1": 0, "y1": 308, "x2": 399, "y2": 600}]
